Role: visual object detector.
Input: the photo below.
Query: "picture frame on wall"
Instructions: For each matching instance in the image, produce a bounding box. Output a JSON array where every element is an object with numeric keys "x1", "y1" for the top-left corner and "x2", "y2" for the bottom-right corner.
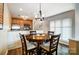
[{"x1": 0, "y1": 3, "x2": 4, "y2": 30}]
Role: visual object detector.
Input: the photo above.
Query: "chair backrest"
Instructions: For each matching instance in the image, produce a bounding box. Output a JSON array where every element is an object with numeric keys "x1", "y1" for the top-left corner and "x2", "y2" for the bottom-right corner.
[
  {"x1": 49, "y1": 34, "x2": 60, "y2": 51},
  {"x1": 48, "y1": 31, "x2": 54, "y2": 35},
  {"x1": 30, "y1": 31, "x2": 36, "y2": 35},
  {"x1": 19, "y1": 33, "x2": 27, "y2": 55}
]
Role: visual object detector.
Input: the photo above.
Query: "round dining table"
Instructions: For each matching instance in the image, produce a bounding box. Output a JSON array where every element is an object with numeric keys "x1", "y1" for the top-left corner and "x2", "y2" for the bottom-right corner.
[{"x1": 26, "y1": 34, "x2": 49, "y2": 55}]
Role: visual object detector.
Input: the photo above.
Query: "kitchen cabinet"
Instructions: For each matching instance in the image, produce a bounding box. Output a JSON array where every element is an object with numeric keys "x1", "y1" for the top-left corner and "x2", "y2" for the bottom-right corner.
[
  {"x1": 11, "y1": 17, "x2": 33, "y2": 30},
  {"x1": 69, "y1": 39, "x2": 79, "y2": 55}
]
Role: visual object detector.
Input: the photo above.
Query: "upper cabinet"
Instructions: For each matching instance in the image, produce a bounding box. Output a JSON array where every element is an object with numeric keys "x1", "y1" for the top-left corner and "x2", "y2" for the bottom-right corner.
[
  {"x1": 0, "y1": 3, "x2": 4, "y2": 29},
  {"x1": 11, "y1": 17, "x2": 33, "y2": 30}
]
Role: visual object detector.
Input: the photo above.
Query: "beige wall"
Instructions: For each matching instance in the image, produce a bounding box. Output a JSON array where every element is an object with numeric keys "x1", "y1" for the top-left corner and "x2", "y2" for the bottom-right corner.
[
  {"x1": 75, "y1": 4, "x2": 79, "y2": 40},
  {"x1": 8, "y1": 31, "x2": 29, "y2": 50},
  {"x1": 0, "y1": 4, "x2": 11, "y2": 54}
]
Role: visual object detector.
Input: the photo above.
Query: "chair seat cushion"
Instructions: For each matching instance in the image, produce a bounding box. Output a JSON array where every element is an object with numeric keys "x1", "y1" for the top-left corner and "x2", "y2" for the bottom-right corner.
[
  {"x1": 41, "y1": 45, "x2": 56, "y2": 52},
  {"x1": 30, "y1": 42, "x2": 37, "y2": 46},
  {"x1": 27, "y1": 42, "x2": 36, "y2": 50},
  {"x1": 42, "y1": 42, "x2": 50, "y2": 46},
  {"x1": 40, "y1": 42, "x2": 50, "y2": 51},
  {"x1": 41, "y1": 45, "x2": 50, "y2": 51}
]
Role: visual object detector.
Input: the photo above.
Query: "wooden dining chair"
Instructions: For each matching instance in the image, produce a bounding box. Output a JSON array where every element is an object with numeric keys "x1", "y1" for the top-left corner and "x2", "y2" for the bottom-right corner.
[
  {"x1": 19, "y1": 33, "x2": 37, "y2": 55},
  {"x1": 48, "y1": 31, "x2": 54, "y2": 35},
  {"x1": 43, "y1": 31, "x2": 54, "y2": 43},
  {"x1": 29, "y1": 31, "x2": 37, "y2": 46},
  {"x1": 41, "y1": 34, "x2": 60, "y2": 55}
]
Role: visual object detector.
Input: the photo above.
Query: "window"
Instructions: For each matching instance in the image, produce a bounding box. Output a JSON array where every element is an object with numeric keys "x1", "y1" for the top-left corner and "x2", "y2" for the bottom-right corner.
[{"x1": 50, "y1": 18, "x2": 72, "y2": 41}]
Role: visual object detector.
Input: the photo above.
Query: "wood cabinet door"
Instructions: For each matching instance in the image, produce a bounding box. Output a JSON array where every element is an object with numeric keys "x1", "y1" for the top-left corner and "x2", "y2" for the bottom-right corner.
[
  {"x1": 11, "y1": 18, "x2": 33, "y2": 30},
  {"x1": 12, "y1": 19, "x2": 17, "y2": 24},
  {"x1": 24, "y1": 20, "x2": 32, "y2": 26},
  {"x1": 19, "y1": 19, "x2": 24, "y2": 26}
]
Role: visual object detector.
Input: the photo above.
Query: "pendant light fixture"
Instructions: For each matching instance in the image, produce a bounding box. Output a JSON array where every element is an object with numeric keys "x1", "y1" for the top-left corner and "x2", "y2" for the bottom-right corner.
[{"x1": 35, "y1": 3, "x2": 44, "y2": 21}]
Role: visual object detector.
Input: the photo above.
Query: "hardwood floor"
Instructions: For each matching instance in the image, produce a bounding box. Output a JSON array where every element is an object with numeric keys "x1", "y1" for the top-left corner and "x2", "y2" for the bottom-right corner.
[
  {"x1": 7, "y1": 44, "x2": 68, "y2": 55},
  {"x1": 7, "y1": 47, "x2": 22, "y2": 55}
]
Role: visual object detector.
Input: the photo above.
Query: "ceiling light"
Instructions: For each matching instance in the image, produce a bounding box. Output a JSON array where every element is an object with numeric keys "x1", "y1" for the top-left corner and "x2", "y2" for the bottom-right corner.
[
  {"x1": 35, "y1": 15, "x2": 38, "y2": 18},
  {"x1": 19, "y1": 8, "x2": 23, "y2": 11},
  {"x1": 20, "y1": 15, "x2": 29, "y2": 20}
]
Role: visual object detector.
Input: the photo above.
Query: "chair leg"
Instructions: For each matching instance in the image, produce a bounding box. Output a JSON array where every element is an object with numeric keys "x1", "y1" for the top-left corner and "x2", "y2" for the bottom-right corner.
[
  {"x1": 29, "y1": 51, "x2": 33, "y2": 55},
  {"x1": 47, "y1": 52, "x2": 52, "y2": 55},
  {"x1": 29, "y1": 50, "x2": 34, "y2": 55},
  {"x1": 56, "y1": 50, "x2": 57, "y2": 55}
]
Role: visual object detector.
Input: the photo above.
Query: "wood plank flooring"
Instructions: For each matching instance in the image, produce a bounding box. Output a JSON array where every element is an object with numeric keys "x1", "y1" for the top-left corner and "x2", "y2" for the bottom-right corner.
[
  {"x1": 7, "y1": 47, "x2": 22, "y2": 55},
  {"x1": 7, "y1": 44, "x2": 69, "y2": 55}
]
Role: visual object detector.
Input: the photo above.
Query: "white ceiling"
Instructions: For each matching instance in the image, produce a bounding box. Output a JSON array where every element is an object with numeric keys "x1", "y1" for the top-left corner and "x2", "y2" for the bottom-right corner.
[{"x1": 7, "y1": 3, "x2": 75, "y2": 18}]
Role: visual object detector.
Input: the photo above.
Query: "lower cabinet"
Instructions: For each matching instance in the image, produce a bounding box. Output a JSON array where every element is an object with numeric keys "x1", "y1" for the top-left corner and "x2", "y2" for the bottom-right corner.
[{"x1": 69, "y1": 39, "x2": 79, "y2": 55}]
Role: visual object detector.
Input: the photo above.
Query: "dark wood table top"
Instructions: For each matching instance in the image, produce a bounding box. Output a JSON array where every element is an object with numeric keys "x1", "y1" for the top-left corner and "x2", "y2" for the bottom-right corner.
[{"x1": 26, "y1": 34, "x2": 50, "y2": 43}]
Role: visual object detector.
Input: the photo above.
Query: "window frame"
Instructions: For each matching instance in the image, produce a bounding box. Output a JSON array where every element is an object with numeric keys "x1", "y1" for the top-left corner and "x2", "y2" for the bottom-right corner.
[
  {"x1": 50, "y1": 18, "x2": 72, "y2": 41},
  {"x1": 48, "y1": 10, "x2": 75, "y2": 42}
]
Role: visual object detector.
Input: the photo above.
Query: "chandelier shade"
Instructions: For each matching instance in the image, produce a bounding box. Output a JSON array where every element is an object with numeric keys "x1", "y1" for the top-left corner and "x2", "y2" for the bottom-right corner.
[{"x1": 35, "y1": 3, "x2": 44, "y2": 21}]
